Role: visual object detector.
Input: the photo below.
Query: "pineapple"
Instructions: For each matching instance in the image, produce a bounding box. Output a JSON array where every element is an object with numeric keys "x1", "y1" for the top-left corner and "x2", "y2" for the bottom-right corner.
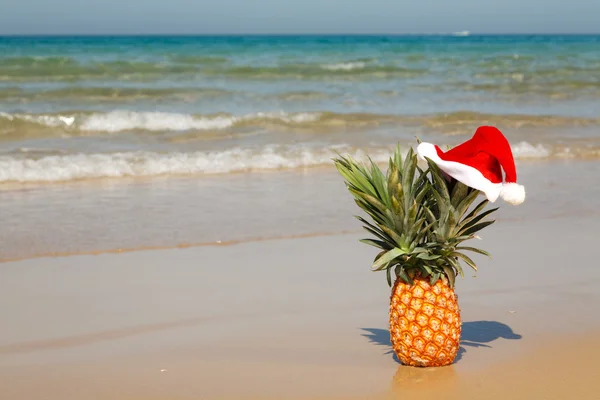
[{"x1": 333, "y1": 143, "x2": 497, "y2": 367}]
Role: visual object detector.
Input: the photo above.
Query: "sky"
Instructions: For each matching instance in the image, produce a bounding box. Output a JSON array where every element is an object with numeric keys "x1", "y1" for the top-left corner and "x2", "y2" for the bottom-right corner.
[{"x1": 1, "y1": 0, "x2": 598, "y2": 35}]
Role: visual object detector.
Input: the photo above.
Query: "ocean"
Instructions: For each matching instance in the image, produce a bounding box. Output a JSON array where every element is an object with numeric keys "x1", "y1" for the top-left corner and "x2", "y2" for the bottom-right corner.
[{"x1": 1, "y1": 34, "x2": 599, "y2": 260}]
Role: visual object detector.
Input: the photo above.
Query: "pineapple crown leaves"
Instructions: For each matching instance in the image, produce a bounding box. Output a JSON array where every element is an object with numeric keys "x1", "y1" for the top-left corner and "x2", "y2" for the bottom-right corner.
[{"x1": 332, "y1": 143, "x2": 498, "y2": 289}]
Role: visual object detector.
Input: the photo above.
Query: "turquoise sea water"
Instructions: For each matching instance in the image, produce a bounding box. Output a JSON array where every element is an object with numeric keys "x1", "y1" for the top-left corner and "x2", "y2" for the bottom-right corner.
[{"x1": 0, "y1": 35, "x2": 599, "y2": 183}]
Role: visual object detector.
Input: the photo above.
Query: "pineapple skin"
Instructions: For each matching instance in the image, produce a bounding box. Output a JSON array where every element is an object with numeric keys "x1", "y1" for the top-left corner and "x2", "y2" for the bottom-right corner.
[{"x1": 389, "y1": 276, "x2": 461, "y2": 367}]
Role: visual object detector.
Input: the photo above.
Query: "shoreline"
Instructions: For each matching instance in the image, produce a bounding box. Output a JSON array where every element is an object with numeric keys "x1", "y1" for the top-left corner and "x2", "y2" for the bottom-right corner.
[
  {"x1": 5, "y1": 209, "x2": 600, "y2": 263},
  {"x1": 0, "y1": 229, "x2": 360, "y2": 264},
  {"x1": 3, "y1": 159, "x2": 600, "y2": 262},
  {"x1": 5, "y1": 211, "x2": 600, "y2": 265}
]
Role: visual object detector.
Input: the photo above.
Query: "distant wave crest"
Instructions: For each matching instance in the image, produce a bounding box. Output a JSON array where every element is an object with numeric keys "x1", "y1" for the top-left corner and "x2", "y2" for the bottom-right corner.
[
  {"x1": 0, "y1": 56, "x2": 426, "y2": 82},
  {"x1": 0, "y1": 111, "x2": 323, "y2": 135},
  {"x1": 320, "y1": 62, "x2": 367, "y2": 71},
  {"x1": 2, "y1": 110, "x2": 598, "y2": 137}
]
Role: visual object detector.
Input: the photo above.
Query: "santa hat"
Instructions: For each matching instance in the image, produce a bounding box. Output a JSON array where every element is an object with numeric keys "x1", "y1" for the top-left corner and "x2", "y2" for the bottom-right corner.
[{"x1": 416, "y1": 126, "x2": 525, "y2": 205}]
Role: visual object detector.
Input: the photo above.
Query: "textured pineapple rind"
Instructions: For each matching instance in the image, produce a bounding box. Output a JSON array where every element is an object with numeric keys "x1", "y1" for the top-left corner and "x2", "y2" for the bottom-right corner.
[{"x1": 389, "y1": 276, "x2": 461, "y2": 367}]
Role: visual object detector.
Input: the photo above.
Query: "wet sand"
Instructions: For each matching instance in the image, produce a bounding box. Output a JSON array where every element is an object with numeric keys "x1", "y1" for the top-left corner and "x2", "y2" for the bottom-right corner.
[{"x1": 2, "y1": 159, "x2": 600, "y2": 262}]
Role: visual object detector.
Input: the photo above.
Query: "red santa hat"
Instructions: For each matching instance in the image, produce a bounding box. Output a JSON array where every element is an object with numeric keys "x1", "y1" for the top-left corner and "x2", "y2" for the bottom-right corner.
[{"x1": 416, "y1": 125, "x2": 526, "y2": 205}]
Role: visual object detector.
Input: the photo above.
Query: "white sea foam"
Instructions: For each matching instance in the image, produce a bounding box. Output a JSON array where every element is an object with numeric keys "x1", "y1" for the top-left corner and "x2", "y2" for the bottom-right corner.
[
  {"x1": 511, "y1": 142, "x2": 551, "y2": 159},
  {"x1": 0, "y1": 141, "x2": 573, "y2": 184},
  {"x1": 0, "y1": 112, "x2": 77, "y2": 128},
  {"x1": 321, "y1": 62, "x2": 367, "y2": 71},
  {"x1": 80, "y1": 111, "x2": 236, "y2": 132},
  {"x1": 1, "y1": 111, "x2": 323, "y2": 134},
  {"x1": 0, "y1": 145, "x2": 391, "y2": 183}
]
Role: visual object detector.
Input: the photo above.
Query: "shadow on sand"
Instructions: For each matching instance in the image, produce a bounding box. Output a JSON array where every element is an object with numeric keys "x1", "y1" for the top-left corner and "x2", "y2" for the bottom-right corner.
[{"x1": 361, "y1": 320, "x2": 522, "y2": 364}]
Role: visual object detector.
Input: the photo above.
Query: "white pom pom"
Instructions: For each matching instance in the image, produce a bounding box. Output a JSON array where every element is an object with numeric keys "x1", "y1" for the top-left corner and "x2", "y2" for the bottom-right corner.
[
  {"x1": 500, "y1": 183, "x2": 526, "y2": 205},
  {"x1": 416, "y1": 142, "x2": 436, "y2": 161}
]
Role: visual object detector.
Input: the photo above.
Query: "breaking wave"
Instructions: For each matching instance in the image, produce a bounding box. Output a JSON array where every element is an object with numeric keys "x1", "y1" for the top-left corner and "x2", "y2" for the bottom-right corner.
[
  {"x1": 0, "y1": 110, "x2": 323, "y2": 136},
  {"x1": 0, "y1": 145, "x2": 390, "y2": 183},
  {"x1": 2, "y1": 110, "x2": 598, "y2": 138},
  {"x1": 0, "y1": 141, "x2": 596, "y2": 184}
]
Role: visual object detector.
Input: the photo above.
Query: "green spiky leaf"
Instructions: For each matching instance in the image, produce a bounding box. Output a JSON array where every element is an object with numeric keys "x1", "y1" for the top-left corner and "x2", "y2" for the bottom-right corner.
[
  {"x1": 451, "y1": 251, "x2": 478, "y2": 271},
  {"x1": 456, "y1": 246, "x2": 492, "y2": 258},
  {"x1": 371, "y1": 247, "x2": 407, "y2": 271},
  {"x1": 332, "y1": 140, "x2": 500, "y2": 289},
  {"x1": 442, "y1": 265, "x2": 456, "y2": 288},
  {"x1": 359, "y1": 238, "x2": 390, "y2": 250}
]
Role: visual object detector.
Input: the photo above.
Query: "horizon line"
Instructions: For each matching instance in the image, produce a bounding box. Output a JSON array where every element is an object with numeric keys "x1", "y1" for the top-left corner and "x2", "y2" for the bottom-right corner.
[{"x1": 1, "y1": 32, "x2": 599, "y2": 37}]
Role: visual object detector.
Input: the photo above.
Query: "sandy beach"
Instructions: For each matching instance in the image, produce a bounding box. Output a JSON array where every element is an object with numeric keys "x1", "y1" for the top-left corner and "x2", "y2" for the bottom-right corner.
[
  {"x1": 1, "y1": 33, "x2": 600, "y2": 400},
  {"x1": 2, "y1": 175, "x2": 600, "y2": 399}
]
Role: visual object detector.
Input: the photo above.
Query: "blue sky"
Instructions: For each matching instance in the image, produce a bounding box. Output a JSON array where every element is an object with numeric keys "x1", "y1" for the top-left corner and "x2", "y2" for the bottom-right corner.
[{"x1": 1, "y1": 0, "x2": 598, "y2": 34}]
